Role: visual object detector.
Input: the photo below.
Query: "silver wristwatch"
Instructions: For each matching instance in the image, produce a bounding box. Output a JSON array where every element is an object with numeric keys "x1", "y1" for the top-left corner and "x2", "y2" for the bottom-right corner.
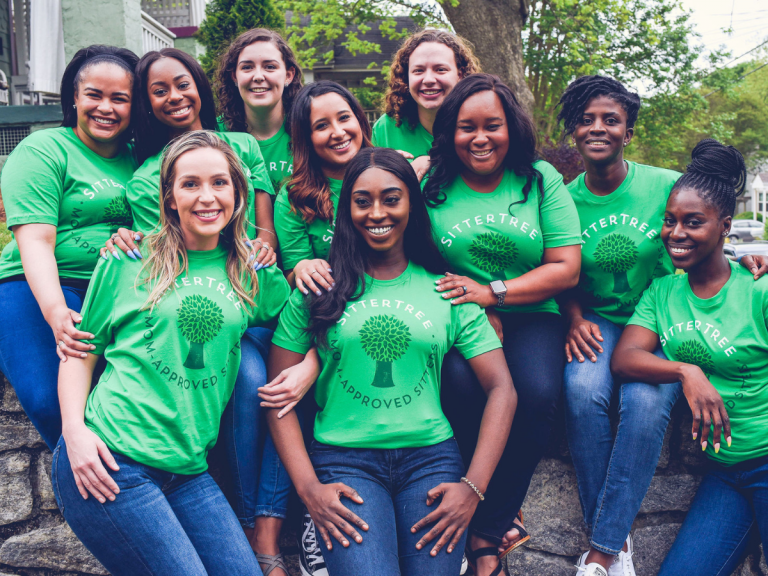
[{"x1": 489, "y1": 280, "x2": 507, "y2": 307}]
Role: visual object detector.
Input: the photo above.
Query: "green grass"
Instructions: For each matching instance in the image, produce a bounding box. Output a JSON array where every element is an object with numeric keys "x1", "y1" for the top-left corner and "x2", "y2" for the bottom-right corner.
[{"x1": 0, "y1": 221, "x2": 11, "y2": 251}]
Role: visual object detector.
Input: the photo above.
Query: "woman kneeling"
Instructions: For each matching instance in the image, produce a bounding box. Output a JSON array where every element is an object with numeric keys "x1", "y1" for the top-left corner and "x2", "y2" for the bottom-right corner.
[
  {"x1": 267, "y1": 147, "x2": 517, "y2": 576},
  {"x1": 52, "y1": 131, "x2": 290, "y2": 575}
]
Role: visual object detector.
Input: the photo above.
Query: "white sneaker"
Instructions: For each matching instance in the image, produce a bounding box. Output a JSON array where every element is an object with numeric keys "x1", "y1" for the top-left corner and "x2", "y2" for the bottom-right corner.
[
  {"x1": 575, "y1": 552, "x2": 609, "y2": 576},
  {"x1": 460, "y1": 553, "x2": 468, "y2": 575},
  {"x1": 608, "y1": 535, "x2": 636, "y2": 576}
]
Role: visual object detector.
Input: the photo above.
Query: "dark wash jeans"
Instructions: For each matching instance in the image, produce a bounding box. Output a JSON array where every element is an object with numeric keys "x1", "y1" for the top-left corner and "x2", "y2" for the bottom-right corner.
[
  {"x1": 0, "y1": 280, "x2": 87, "y2": 449},
  {"x1": 52, "y1": 437, "x2": 263, "y2": 576},
  {"x1": 308, "y1": 438, "x2": 466, "y2": 576},
  {"x1": 441, "y1": 311, "x2": 565, "y2": 544},
  {"x1": 658, "y1": 454, "x2": 768, "y2": 576}
]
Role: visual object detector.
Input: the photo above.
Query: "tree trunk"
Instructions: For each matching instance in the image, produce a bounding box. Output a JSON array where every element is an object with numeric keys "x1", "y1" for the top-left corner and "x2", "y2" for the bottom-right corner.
[{"x1": 442, "y1": 0, "x2": 534, "y2": 115}]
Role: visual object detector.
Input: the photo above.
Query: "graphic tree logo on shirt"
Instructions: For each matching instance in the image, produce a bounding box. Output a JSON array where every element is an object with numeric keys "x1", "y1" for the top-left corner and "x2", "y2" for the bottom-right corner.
[
  {"x1": 102, "y1": 196, "x2": 133, "y2": 227},
  {"x1": 593, "y1": 233, "x2": 639, "y2": 293},
  {"x1": 676, "y1": 340, "x2": 716, "y2": 377},
  {"x1": 468, "y1": 232, "x2": 519, "y2": 280},
  {"x1": 177, "y1": 295, "x2": 224, "y2": 369},
  {"x1": 359, "y1": 315, "x2": 412, "y2": 388}
]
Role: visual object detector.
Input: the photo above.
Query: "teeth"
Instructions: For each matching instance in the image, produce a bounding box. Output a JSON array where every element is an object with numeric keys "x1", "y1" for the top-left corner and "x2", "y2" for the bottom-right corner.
[
  {"x1": 367, "y1": 226, "x2": 392, "y2": 236},
  {"x1": 670, "y1": 247, "x2": 691, "y2": 254},
  {"x1": 421, "y1": 90, "x2": 441, "y2": 95},
  {"x1": 331, "y1": 141, "x2": 351, "y2": 150},
  {"x1": 250, "y1": 88, "x2": 268, "y2": 93},
  {"x1": 170, "y1": 106, "x2": 190, "y2": 116},
  {"x1": 588, "y1": 141, "x2": 608, "y2": 146},
  {"x1": 196, "y1": 211, "x2": 220, "y2": 218},
  {"x1": 471, "y1": 149, "x2": 492, "y2": 157},
  {"x1": 93, "y1": 117, "x2": 117, "y2": 125}
]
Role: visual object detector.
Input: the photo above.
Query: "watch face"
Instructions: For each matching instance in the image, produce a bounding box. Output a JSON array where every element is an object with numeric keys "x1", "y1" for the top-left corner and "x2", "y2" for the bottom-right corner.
[{"x1": 490, "y1": 280, "x2": 507, "y2": 294}]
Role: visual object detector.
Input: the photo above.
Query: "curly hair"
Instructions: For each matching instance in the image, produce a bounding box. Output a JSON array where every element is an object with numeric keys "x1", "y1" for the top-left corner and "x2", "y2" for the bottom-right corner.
[
  {"x1": 215, "y1": 29, "x2": 303, "y2": 134},
  {"x1": 287, "y1": 81, "x2": 372, "y2": 224},
  {"x1": 423, "y1": 73, "x2": 542, "y2": 210},
  {"x1": 673, "y1": 138, "x2": 746, "y2": 218},
  {"x1": 557, "y1": 75, "x2": 641, "y2": 137},
  {"x1": 384, "y1": 29, "x2": 480, "y2": 130}
]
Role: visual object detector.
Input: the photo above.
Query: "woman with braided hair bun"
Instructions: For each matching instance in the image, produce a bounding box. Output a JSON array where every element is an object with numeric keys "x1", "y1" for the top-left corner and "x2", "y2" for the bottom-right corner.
[
  {"x1": 612, "y1": 139, "x2": 768, "y2": 576},
  {"x1": 558, "y1": 76, "x2": 768, "y2": 576}
]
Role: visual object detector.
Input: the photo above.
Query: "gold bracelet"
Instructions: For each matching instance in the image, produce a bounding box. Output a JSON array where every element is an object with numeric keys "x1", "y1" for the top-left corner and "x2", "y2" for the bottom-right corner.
[{"x1": 461, "y1": 477, "x2": 485, "y2": 501}]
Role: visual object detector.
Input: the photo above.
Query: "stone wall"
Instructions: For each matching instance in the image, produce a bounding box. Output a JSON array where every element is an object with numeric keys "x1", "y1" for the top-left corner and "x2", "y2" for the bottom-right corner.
[{"x1": 0, "y1": 372, "x2": 764, "y2": 575}]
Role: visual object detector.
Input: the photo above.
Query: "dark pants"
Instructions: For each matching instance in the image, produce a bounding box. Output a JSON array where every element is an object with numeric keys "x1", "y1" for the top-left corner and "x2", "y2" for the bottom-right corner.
[
  {"x1": 309, "y1": 438, "x2": 466, "y2": 576},
  {"x1": 0, "y1": 280, "x2": 87, "y2": 449},
  {"x1": 441, "y1": 311, "x2": 565, "y2": 544}
]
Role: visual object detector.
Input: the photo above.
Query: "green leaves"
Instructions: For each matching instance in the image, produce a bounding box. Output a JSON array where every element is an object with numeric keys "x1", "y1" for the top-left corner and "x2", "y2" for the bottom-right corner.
[
  {"x1": 468, "y1": 232, "x2": 519, "y2": 274},
  {"x1": 593, "y1": 233, "x2": 638, "y2": 274},
  {"x1": 177, "y1": 294, "x2": 225, "y2": 345},
  {"x1": 359, "y1": 314, "x2": 412, "y2": 362},
  {"x1": 102, "y1": 196, "x2": 133, "y2": 227},
  {"x1": 676, "y1": 339, "x2": 715, "y2": 377}
]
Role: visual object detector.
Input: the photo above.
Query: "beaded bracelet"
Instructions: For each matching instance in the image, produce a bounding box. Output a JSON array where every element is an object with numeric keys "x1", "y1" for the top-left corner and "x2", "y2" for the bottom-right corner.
[{"x1": 461, "y1": 477, "x2": 485, "y2": 501}]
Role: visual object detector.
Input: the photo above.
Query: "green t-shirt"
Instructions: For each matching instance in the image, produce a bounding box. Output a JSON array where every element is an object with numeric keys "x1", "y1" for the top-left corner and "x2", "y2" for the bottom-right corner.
[
  {"x1": 568, "y1": 162, "x2": 681, "y2": 325},
  {"x1": 628, "y1": 261, "x2": 768, "y2": 466},
  {"x1": 257, "y1": 124, "x2": 293, "y2": 194},
  {"x1": 126, "y1": 131, "x2": 273, "y2": 237},
  {"x1": 78, "y1": 245, "x2": 290, "y2": 474},
  {"x1": 273, "y1": 178, "x2": 343, "y2": 270},
  {"x1": 0, "y1": 127, "x2": 137, "y2": 280},
  {"x1": 272, "y1": 261, "x2": 501, "y2": 449},
  {"x1": 372, "y1": 113, "x2": 432, "y2": 159},
  {"x1": 426, "y1": 161, "x2": 582, "y2": 314}
]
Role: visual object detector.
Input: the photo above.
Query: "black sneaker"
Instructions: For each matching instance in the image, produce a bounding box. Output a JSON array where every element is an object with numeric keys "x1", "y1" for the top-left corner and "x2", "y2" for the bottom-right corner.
[{"x1": 299, "y1": 510, "x2": 328, "y2": 576}]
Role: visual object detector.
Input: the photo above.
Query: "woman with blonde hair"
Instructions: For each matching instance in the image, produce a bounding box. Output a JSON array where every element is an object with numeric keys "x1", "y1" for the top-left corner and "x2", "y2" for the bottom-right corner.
[
  {"x1": 52, "y1": 131, "x2": 289, "y2": 575},
  {"x1": 372, "y1": 29, "x2": 480, "y2": 177}
]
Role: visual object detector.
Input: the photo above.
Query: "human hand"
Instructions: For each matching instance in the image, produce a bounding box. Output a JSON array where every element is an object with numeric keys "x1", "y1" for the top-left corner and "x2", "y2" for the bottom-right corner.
[
  {"x1": 485, "y1": 308, "x2": 504, "y2": 344},
  {"x1": 411, "y1": 482, "x2": 479, "y2": 556},
  {"x1": 739, "y1": 254, "x2": 768, "y2": 280},
  {"x1": 47, "y1": 305, "x2": 95, "y2": 362},
  {"x1": 63, "y1": 425, "x2": 120, "y2": 503},
  {"x1": 680, "y1": 364, "x2": 731, "y2": 453},
  {"x1": 100, "y1": 229, "x2": 143, "y2": 261},
  {"x1": 302, "y1": 481, "x2": 369, "y2": 551},
  {"x1": 247, "y1": 238, "x2": 276, "y2": 270},
  {"x1": 564, "y1": 316, "x2": 604, "y2": 363},
  {"x1": 258, "y1": 359, "x2": 318, "y2": 417},
  {"x1": 394, "y1": 149, "x2": 414, "y2": 160},
  {"x1": 294, "y1": 259, "x2": 335, "y2": 296},
  {"x1": 435, "y1": 273, "x2": 496, "y2": 308},
  {"x1": 411, "y1": 156, "x2": 432, "y2": 182}
]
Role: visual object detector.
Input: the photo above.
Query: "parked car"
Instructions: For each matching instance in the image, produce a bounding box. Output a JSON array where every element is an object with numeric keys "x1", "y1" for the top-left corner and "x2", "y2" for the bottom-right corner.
[
  {"x1": 723, "y1": 240, "x2": 768, "y2": 261},
  {"x1": 728, "y1": 219, "x2": 764, "y2": 242}
]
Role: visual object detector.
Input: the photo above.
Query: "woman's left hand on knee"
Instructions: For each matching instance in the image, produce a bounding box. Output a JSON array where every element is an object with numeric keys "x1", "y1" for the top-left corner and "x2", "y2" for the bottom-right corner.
[{"x1": 411, "y1": 482, "x2": 479, "y2": 556}]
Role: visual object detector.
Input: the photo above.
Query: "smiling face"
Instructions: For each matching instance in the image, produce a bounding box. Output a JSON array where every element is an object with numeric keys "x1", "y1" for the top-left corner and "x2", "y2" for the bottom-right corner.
[
  {"x1": 235, "y1": 41, "x2": 295, "y2": 113},
  {"x1": 572, "y1": 95, "x2": 632, "y2": 167},
  {"x1": 454, "y1": 90, "x2": 510, "y2": 178},
  {"x1": 408, "y1": 42, "x2": 461, "y2": 114},
  {"x1": 73, "y1": 62, "x2": 133, "y2": 146},
  {"x1": 147, "y1": 57, "x2": 203, "y2": 134},
  {"x1": 662, "y1": 187, "x2": 731, "y2": 270},
  {"x1": 169, "y1": 147, "x2": 236, "y2": 251},
  {"x1": 309, "y1": 92, "x2": 364, "y2": 178},
  {"x1": 350, "y1": 167, "x2": 411, "y2": 255}
]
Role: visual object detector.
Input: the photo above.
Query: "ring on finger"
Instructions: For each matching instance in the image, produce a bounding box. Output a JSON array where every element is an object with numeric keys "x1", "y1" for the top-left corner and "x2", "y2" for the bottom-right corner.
[
  {"x1": 58, "y1": 340, "x2": 65, "y2": 348},
  {"x1": 461, "y1": 285, "x2": 467, "y2": 295},
  {"x1": 111, "y1": 234, "x2": 119, "y2": 242},
  {"x1": 310, "y1": 269, "x2": 319, "y2": 275}
]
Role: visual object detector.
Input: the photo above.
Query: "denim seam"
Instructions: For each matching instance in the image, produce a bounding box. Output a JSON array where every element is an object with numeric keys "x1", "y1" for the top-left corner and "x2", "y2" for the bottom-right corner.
[
  {"x1": 52, "y1": 445, "x2": 64, "y2": 513},
  {"x1": 590, "y1": 384, "x2": 624, "y2": 555},
  {"x1": 714, "y1": 519, "x2": 755, "y2": 576}
]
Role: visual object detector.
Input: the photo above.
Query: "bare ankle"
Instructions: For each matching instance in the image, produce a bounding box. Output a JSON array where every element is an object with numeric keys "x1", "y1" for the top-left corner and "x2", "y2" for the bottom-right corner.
[{"x1": 585, "y1": 547, "x2": 615, "y2": 570}]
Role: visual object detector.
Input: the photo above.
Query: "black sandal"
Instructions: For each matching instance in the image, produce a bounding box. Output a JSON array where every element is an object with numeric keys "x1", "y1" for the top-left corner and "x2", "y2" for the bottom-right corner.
[
  {"x1": 466, "y1": 546, "x2": 503, "y2": 576},
  {"x1": 498, "y1": 510, "x2": 530, "y2": 559}
]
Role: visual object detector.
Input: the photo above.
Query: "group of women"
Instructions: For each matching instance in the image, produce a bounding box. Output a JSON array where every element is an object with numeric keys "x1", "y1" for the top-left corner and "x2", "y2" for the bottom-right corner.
[{"x1": 0, "y1": 24, "x2": 765, "y2": 576}]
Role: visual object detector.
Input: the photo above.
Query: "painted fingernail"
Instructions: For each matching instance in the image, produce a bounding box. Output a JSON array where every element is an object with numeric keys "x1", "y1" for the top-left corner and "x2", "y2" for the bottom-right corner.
[
  {"x1": 327, "y1": 286, "x2": 333, "y2": 291},
  {"x1": 362, "y1": 524, "x2": 368, "y2": 530},
  {"x1": 254, "y1": 263, "x2": 263, "y2": 271},
  {"x1": 355, "y1": 536, "x2": 362, "y2": 543},
  {"x1": 246, "y1": 240, "x2": 253, "y2": 248},
  {"x1": 316, "y1": 290, "x2": 322, "y2": 296},
  {"x1": 701, "y1": 441, "x2": 707, "y2": 451},
  {"x1": 134, "y1": 234, "x2": 142, "y2": 242},
  {"x1": 102, "y1": 253, "x2": 108, "y2": 260},
  {"x1": 727, "y1": 436, "x2": 732, "y2": 447},
  {"x1": 714, "y1": 443, "x2": 720, "y2": 453},
  {"x1": 111, "y1": 250, "x2": 120, "y2": 261},
  {"x1": 265, "y1": 263, "x2": 271, "y2": 268},
  {"x1": 90, "y1": 345, "x2": 96, "y2": 350},
  {"x1": 249, "y1": 253, "x2": 255, "y2": 261},
  {"x1": 332, "y1": 282, "x2": 336, "y2": 286},
  {"x1": 126, "y1": 250, "x2": 137, "y2": 260},
  {"x1": 327, "y1": 268, "x2": 332, "y2": 272},
  {"x1": 133, "y1": 248, "x2": 142, "y2": 259},
  {"x1": 692, "y1": 432, "x2": 697, "y2": 440},
  {"x1": 302, "y1": 289, "x2": 309, "y2": 295}
]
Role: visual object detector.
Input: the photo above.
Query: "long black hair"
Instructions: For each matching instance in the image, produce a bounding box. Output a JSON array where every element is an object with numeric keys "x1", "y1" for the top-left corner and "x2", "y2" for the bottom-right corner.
[
  {"x1": 673, "y1": 139, "x2": 746, "y2": 218},
  {"x1": 60, "y1": 45, "x2": 139, "y2": 130},
  {"x1": 133, "y1": 48, "x2": 218, "y2": 164},
  {"x1": 557, "y1": 75, "x2": 641, "y2": 137},
  {"x1": 308, "y1": 147, "x2": 449, "y2": 346},
  {"x1": 423, "y1": 73, "x2": 542, "y2": 210}
]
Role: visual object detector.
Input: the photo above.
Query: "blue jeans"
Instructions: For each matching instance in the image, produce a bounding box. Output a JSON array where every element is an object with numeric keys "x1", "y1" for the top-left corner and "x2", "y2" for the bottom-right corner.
[
  {"x1": 0, "y1": 280, "x2": 87, "y2": 449},
  {"x1": 564, "y1": 311, "x2": 681, "y2": 554},
  {"x1": 658, "y1": 455, "x2": 768, "y2": 576},
  {"x1": 221, "y1": 327, "x2": 291, "y2": 527},
  {"x1": 308, "y1": 438, "x2": 466, "y2": 576},
  {"x1": 52, "y1": 437, "x2": 263, "y2": 575}
]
